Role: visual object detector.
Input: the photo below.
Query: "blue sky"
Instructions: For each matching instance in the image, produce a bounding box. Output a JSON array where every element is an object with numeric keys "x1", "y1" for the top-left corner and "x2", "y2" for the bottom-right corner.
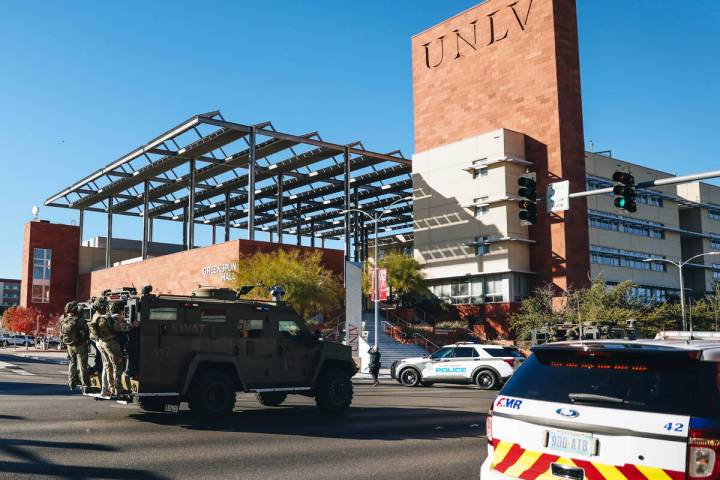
[{"x1": 0, "y1": 1, "x2": 718, "y2": 278}]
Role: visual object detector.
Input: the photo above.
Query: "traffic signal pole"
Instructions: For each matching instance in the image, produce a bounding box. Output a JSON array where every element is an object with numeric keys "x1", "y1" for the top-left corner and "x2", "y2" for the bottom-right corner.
[{"x1": 568, "y1": 168, "x2": 720, "y2": 200}]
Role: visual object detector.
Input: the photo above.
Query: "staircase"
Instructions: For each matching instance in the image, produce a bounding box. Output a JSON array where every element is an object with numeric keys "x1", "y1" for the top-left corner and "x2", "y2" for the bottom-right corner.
[{"x1": 363, "y1": 312, "x2": 428, "y2": 368}]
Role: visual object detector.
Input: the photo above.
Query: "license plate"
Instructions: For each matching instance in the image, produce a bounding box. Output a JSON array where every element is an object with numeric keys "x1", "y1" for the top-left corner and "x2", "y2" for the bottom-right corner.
[
  {"x1": 546, "y1": 429, "x2": 595, "y2": 456},
  {"x1": 164, "y1": 404, "x2": 179, "y2": 413}
]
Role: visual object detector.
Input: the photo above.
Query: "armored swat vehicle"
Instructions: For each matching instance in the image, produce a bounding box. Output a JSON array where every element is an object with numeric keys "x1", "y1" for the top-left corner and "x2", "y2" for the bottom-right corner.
[{"x1": 82, "y1": 285, "x2": 357, "y2": 419}]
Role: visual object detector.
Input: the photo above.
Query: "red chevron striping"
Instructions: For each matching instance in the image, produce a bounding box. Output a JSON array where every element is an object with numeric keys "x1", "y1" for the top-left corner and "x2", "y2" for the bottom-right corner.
[
  {"x1": 618, "y1": 463, "x2": 650, "y2": 480},
  {"x1": 518, "y1": 452, "x2": 560, "y2": 480},
  {"x1": 494, "y1": 444, "x2": 527, "y2": 473},
  {"x1": 663, "y1": 470, "x2": 685, "y2": 480},
  {"x1": 571, "y1": 459, "x2": 608, "y2": 480}
]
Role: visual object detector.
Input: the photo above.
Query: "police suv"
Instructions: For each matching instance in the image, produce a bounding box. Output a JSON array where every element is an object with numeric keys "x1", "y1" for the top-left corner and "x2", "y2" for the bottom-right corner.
[
  {"x1": 391, "y1": 343, "x2": 524, "y2": 389},
  {"x1": 482, "y1": 333, "x2": 720, "y2": 480}
]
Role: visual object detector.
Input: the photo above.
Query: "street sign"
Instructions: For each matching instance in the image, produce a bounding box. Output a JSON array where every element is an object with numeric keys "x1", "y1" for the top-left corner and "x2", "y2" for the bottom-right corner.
[
  {"x1": 546, "y1": 180, "x2": 570, "y2": 213},
  {"x1": 371, "y1": 268, "x2": 388, "y2": 302}
]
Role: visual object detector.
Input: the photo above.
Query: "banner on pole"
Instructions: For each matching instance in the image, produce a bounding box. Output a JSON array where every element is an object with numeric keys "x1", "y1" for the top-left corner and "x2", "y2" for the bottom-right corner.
[{"x1": 371, "y1": 268, "x2": 389, "y2": 302}]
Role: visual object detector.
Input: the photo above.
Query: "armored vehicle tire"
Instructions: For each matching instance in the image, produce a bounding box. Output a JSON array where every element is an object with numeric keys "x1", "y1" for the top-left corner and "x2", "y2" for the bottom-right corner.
[
  {"x1": 474, "y1": 369, "x2": 498, "y2": 390},
  {"x1": 420, "y1": 381, "x2": 434, "y2": 387},
  {"x1": 255, "y1": 392, "x2": 287, "y2": 407},
  {"x1": 315, "y1": 368, "x2": 353, "y2": 414},
  {"x1": 188, "y1": 370, "x2": 237, "y2": 420},
  {"x1": 138, "y1": 397, "x2": 168, "y2": 412},
  {"x1": 399, "y1": 368, "x2": 421, "y2": 387}
]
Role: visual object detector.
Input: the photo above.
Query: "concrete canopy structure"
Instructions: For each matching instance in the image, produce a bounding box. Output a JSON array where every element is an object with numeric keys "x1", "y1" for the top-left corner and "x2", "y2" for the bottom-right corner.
[{"x1": 45, "y1": 111, "x2": 413, "y2": 263}]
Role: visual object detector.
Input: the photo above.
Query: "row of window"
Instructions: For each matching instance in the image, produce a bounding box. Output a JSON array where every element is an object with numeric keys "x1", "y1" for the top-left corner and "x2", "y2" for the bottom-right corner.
[
  {"x1": 586, "y1": 179, "x2": 664, "y2": 207},
  {"x1": 709, "y1": 207, "x2": 720, "y2": 221},
  {"x1": 589, "y1": 210, "x2": 665, "y2": 239},
  {"x1": 31, "y1": 248, "x2": 52, "y2": 304},
  {"x1": 712, "y1": 238, "x2": 720, "y2": 250},
  {"x1": 430, "y1": 274, "x2": 507, "y2": 304},
  {"x1": 590, "y1": 245, "x2": 667, "y2": 272},
  {"x1": 147, "y1": 307, "x2": 304, "y2": 338},
  {"x1": 714, "y1": 264, "x2": 720, "y2": 280},
  {"x1": 0, "y1": 284, "x2": 20, "y2": 290}
]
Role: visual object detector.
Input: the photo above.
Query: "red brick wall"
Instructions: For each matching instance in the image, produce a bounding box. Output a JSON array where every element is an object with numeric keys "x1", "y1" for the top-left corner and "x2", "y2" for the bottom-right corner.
[
  {"x1": 412, "y1": 0, "x2": 590, "y2": 291},
  {"x1": 21, "y1": 221, "x2": 80, "y2": 317},
  {"x1": 78, "y1": 239, "x2": 344, "y2": 300}
]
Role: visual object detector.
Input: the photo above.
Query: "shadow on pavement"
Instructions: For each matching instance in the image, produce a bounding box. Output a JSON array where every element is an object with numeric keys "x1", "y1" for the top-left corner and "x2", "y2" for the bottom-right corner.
[
  {"x1": 0, "y1": 381, "x2": 76, "y2": 396},
  {"x1": 0, "y1": 414, "x2": 25, "y2": 420},
  {"x1": 132, "y1": 405, "x2": 487, "y2": 441},
  {"x1": 0, "y1": 438, "x2": 169, "y2": 480}
]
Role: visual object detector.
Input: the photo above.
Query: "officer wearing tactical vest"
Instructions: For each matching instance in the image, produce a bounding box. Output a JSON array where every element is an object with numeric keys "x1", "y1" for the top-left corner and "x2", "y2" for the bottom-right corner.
[
  {"x1": 60, "y1": 301, "x2": 90, "y2": 390},
  {"x1": 89, "y1": 299, "x2": 138, "y2": 397}
]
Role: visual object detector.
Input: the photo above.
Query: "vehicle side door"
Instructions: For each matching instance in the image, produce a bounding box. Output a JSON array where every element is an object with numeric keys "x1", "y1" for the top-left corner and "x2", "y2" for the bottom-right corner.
[
  {"x1": 445, "y1": 346, "x2": 477, "y2": 380},
  {"x1": 233, "y1": 308, "x2": 276, "y2": 387},
  {"x1": 422, "y1": 347, "x2": 456, "y2": 380},
  {"x1": 274, "y1": 314, "x2": 321, "y2": 385}
]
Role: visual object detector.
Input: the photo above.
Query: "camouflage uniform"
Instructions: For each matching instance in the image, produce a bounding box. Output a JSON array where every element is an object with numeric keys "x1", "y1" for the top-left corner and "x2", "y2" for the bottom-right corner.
[
  {"x1": 60, "y1": 301, "x2": 89, "y2": 390},
  {"x1": 92, "y1": 302, "x2": 137, "y2": 396}
]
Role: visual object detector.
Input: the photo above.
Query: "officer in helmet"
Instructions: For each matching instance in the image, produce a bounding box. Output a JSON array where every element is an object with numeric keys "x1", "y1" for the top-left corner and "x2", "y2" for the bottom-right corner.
[{"x1": 59, "y1": 300, "x2": 90, "y2": 390}]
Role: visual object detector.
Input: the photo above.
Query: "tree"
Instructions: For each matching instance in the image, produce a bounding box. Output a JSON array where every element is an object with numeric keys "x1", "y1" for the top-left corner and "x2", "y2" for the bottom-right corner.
[
  {"x1": 363, "y1": 252, "x2": 429, "y2": 306},
  {"x1": 2, "y1": 306, "x2": 47, "y2": 334},
  {"x1": 230, "y1": 249, "x2": 342, "y2": 320},
  {"x1": 508, "y1": 283, "x2": 561, "y2": 340}
]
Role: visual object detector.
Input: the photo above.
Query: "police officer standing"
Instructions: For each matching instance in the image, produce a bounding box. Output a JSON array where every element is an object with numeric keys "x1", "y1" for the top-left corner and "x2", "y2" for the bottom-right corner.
[
  {"x1": 60, "y1": 301, "x2": 90, "y2": 391},
  {"x1": 368, "y1": 346, "x2": 381, "y2": 386}
]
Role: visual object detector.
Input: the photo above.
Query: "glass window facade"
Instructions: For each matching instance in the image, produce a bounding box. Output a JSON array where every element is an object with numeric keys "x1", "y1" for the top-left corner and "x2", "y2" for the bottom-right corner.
[
  {"x1": 588, "y1": 210, "x2": 665, "y2": 239},
  {"x1": 711, "y1": 237, "x2": 720, "y2": 251},
  {"x1": 475, "y1": 236, "x2": 490, "y2": 256},
  {"x1": 590, "y1": 245, "x2": 666, "y2": 272},
  {"x1": 429, "y1": 273, "x2": 529, "y2": 305},
  {"x1": 31, "y1": 248, "x2": 51, "y2": 304},
  {"x1": 586, "y1": 179, "x2": 663, "y2": 207},
  {"x1": 709, "y1": 206, "x2": 720, "y2": 221},
  {"x1": 474, "y1": 205, "x2": 489, "y2": 218},
  {"x1": 714, "y1": 264, "x2": 720, "y2": 280}
]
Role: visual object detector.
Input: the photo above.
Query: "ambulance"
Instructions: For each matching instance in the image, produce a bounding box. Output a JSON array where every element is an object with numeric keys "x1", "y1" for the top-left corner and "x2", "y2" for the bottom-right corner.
[{"x1": 481, "y1": 334, "x2": 720, "y2": 480}]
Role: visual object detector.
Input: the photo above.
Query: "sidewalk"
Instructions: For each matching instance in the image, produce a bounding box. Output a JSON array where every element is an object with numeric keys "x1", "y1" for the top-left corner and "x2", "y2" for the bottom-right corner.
[
  {"x1": 353, "y1": 368, "x2": 392, "y2": 383},
  {"x1": 0, "y1": 347, "x2": 68, "y2": 365}
]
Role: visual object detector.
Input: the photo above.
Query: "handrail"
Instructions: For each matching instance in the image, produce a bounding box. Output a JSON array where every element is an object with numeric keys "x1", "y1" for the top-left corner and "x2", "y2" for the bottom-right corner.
[{"x1": 412, "y1": 331, "x2": 440, "y2": 352}]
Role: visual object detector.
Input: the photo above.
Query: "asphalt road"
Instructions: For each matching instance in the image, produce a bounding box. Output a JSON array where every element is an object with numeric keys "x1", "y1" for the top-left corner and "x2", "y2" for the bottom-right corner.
[{"x1": 0, "y1": 352, "x2": 493, "y2": 480}]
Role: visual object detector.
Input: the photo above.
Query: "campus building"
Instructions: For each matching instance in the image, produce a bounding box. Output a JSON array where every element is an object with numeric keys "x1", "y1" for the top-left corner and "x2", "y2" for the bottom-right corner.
[
  {"x1": 0, "y1": 278, "x2": 21, "y2": 311},
  {"x1": 18, "y1": 0, "x2": 720, "y2": 334}
]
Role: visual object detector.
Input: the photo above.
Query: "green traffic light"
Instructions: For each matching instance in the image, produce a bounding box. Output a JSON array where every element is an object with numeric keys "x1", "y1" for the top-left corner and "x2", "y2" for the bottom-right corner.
[{"x1": 618, "y1": 198, "x2": 626, "y2": 208}]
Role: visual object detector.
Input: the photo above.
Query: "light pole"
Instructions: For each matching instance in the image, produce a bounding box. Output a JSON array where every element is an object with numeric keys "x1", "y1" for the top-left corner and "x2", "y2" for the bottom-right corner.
[
  {"x1": 643, "y1": 251, "x2": 720, "y2": 331},
  {"x1": 342, "y1": 196, "x2": 411, "y2": 351}
]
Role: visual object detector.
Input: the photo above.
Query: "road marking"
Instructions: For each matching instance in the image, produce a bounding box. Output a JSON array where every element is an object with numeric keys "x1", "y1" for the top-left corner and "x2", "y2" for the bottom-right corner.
[{"x1": 0, "y1": 361, "x2": 35, "y2": 376}]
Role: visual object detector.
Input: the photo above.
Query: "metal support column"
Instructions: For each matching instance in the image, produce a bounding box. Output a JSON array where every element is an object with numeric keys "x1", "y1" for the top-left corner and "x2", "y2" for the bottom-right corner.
[
  {"x1": 310, "y1": 218, "x2": 315, "y2": 248},
  {"x1": 277, "y1": 174, "x2": 284, "y2": 244},
  {"x1": 363, "y1": 225, "x2": 369, "y2": 261},
  {"x1": 182, "y1": 207, "x2": 188, "y2": 250},
  {"x1": 187, "y1": 158, "x2": 196, "y2": 249},
  {"x1": 343, "y1": 146, "x2": 351, "y2": 261},
  {"x1": 105, "y1": 197, "x2": 113, "y2": 268},
  {"x1": 224, "y1": 192, "x2": 230, "y2": 242},
  {"x1": 212, "y1": 225, "x2": 216, "y2": 245},
  {"x1": 296, "y1": 201, "x2": 301, "y2": 246},
  {"x1": 142, "y1": 180, "x2": 149, "y2": 260},
  {"x1": 148, "y1": 217, "x2": 154, "y2": 243},
  {"x1": 78, "y1": 209, "x2": 84, "y2": 246},
  {"x1": 247, "y1": 127, "x2": 257, "y2": 240},
  {"x1": 353, "y1": 186, "x2": 359, "y2": 261}
]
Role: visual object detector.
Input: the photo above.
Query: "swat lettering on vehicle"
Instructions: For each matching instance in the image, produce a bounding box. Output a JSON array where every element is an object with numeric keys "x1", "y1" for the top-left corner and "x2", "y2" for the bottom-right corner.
[
  {"x1": 495, "y1": 396, "x2": 523, "y2": 410},
  {"x1": 435, "y1": 367, "x2": 467, "y2": 373}
]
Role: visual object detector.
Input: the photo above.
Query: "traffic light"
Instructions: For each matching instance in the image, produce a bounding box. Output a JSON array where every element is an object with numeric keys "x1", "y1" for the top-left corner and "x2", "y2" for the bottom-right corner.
[
  {"x1": 517, "y1": 175, "x2": 537, "y2": 225},
  {"x1": 612, "y1": 171, "x2": 636, "y2": 213}
]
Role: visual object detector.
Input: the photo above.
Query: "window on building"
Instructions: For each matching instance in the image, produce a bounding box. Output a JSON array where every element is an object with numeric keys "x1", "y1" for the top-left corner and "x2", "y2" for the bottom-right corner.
[
  {"x1": 475, "y1": 236, "x2": 490, "y2": 256},
  {"x1": 474, "y1": 205, "x2": 489, "y2": 218},
  {"x1": 485, "y1": 275, "x2": 505, "y2": 303},
  {"x1": 478, "y1": 167, "x2": 489, "y2": 177},
  {"x1": 149, "y1": 307, "x2": 177, "y2": 321},
  {"x1": 31, "y1": 248, "x2": 51, "y2": 304},
  {"x1": 590, "y1": 245, "x2": 666, "y2": 272},
  {"x1": 588, "y1": 210, "x2": 664, "y2": 239},
  {"x1": 709, "y1": 206, "x2": 720, "y2": 221},
  {"x1": 513, "y1": 274, "x2": 529, "y2": 302},
  {"x1": 711, "y1": 238, "x2": 720, "y2": 250},
  {"x1": 714, "y1": 264, "x2": 720, "y2": 280}
]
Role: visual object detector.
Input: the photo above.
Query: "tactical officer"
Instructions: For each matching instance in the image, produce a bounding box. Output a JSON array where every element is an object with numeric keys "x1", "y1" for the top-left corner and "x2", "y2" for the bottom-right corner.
[
  {"x1": 59, "y1": 301, "x2": 90, "y2": 390},
  {"x1": 368, "y1": 346, "x2": 381, "y2": 386},
  {"x1": 93, "y1": 301, "x2": 138, "y2": 397},
  {"x1": 88, "y1": 299, "x2": 111, "y2": 396}
]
